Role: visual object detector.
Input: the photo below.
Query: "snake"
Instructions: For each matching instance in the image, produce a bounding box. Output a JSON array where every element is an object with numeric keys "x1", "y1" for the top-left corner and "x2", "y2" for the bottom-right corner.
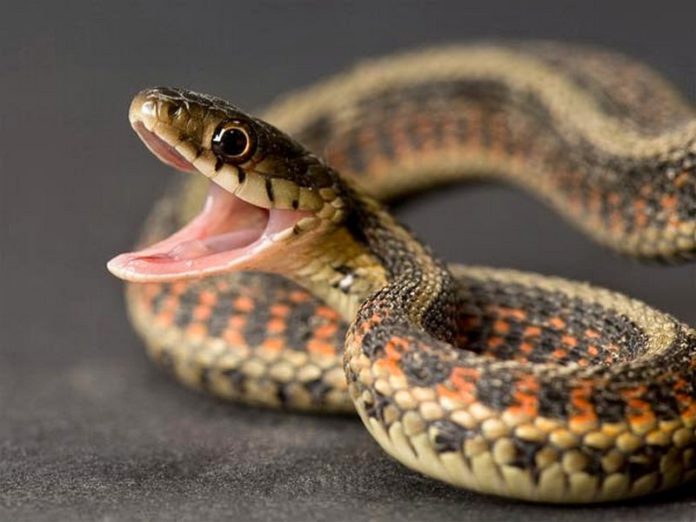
[{"x1": 107, "y1": 42, "x2": 696, "y2": 503}]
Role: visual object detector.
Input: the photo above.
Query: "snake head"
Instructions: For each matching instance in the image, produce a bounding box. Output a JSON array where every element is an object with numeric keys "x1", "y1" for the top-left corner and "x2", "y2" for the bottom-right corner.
[{"x1": 108, "y1": 87, "x2": 347, "y2": 282}]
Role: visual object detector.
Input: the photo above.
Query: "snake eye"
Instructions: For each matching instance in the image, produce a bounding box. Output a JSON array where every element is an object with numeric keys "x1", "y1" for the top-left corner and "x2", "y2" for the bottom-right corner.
[{"x1": 212, "y1": 120, "x2": 255, "y2": 162}]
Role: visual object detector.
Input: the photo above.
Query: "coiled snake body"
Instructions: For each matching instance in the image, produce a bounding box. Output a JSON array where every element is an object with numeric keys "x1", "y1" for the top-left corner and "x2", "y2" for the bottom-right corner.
[{"x1": 108, "y1": 43, "x2": 696, "y2": 503}]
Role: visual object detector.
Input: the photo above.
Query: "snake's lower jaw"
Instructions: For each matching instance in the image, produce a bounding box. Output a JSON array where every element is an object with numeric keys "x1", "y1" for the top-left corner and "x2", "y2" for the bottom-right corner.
[{"x1": 107, "y1": 182, "x2": 309, "y2": 283}]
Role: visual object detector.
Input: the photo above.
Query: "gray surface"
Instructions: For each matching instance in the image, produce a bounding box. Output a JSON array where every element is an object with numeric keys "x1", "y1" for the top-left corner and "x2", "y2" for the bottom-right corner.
[{"x1": 3, "y1": 1, "x2": 696, "y2": 520}]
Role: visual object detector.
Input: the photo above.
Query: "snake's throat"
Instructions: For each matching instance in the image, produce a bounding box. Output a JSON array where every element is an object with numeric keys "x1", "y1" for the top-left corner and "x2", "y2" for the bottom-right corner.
[{"x1": 108, "y1": 182, "x2": 307, "y2": 282}]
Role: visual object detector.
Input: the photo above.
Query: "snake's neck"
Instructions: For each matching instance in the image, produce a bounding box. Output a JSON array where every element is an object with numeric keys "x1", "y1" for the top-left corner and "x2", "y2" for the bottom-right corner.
[
  {"x1": 287, "y1": 221, "x2": 388, "y2": 321},
  {"x1": 286, "y1": 182, "x2": 459, "y2": 342}
]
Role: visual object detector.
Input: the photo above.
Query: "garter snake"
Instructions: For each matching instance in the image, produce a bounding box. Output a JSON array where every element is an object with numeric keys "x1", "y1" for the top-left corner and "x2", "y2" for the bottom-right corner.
[{"x1": 108, "y1": 42, "x2": 696, "y2": 503}]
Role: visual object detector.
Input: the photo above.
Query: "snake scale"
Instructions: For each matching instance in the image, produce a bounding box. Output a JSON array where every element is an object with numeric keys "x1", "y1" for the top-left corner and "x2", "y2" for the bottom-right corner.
[{"x1": 108, "y1": 42, "x2": 696, "y2": 503}]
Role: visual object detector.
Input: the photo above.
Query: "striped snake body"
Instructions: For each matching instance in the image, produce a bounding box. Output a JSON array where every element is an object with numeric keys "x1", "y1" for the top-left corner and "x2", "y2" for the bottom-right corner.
[{"x1": 109, "y1": 42, "x2": 696, "y2": 503}]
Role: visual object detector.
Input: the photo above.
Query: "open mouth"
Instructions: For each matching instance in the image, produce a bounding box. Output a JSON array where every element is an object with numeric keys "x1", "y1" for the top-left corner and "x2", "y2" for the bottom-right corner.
[{"x1": 107, "y1": 126, "x2": 308, "y2": 282}]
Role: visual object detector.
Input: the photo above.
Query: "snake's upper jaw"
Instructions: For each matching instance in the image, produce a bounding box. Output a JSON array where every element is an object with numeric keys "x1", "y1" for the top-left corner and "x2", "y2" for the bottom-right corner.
[
  {"x1": 107, "y1": 182, "x2": 309, "y2": 282},
  {"x1": 131, "y1": 120, "x2": 197, "y2": 174}
]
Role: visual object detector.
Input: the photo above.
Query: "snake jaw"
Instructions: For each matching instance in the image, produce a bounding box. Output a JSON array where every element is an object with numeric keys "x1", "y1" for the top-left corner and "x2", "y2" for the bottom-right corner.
[{"x1": 107, "y1": 183, "x2": 311, "y2": 282}]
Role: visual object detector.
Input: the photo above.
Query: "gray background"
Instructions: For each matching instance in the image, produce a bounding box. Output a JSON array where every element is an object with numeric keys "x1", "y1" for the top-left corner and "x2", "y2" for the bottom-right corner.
[{"x1": 3, "y1": 1, "x2": 696, "y2": 520}]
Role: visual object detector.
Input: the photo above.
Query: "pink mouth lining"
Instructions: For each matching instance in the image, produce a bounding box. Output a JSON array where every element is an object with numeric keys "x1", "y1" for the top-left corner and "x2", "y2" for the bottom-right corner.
[
  {"x1": 108, "y1": 126, "x2": 309, "y2": 282},
  {"x1": 133, "y1": 121, "x2": 196, "y2": 173}
]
